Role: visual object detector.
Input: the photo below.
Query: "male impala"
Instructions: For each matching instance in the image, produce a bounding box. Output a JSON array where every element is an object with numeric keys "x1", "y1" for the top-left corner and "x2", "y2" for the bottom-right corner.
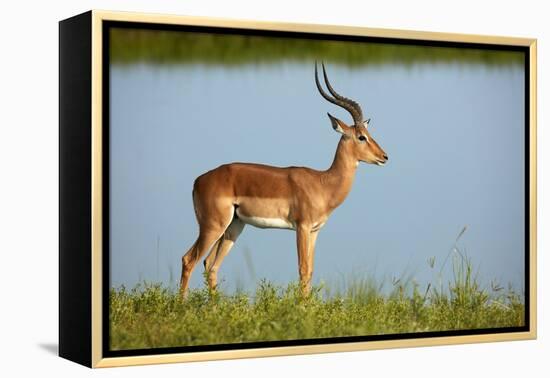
[{"x1": 180, "y1": 63, "x2": 388, "y2": 297}]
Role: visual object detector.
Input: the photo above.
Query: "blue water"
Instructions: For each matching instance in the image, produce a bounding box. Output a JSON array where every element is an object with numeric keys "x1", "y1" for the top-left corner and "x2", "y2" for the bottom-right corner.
[{"x1": 109, "y1": 61, "x2": 525, "y2": 294}]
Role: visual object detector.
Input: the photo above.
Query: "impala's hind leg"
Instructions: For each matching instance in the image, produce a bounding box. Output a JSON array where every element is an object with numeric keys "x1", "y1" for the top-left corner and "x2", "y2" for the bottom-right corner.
[
  {"x1": 203, "y1": 238, "x2": 222, "y2": 280},
  {"x1": 179, "y1": 204, "x2": 234, "y2": 297},
  {"x1": 203, "y1": 217, "x2": 245, "y2": 290},
  {"x1": 180, "y1": 230, "x2": 227, "y2": 297}
]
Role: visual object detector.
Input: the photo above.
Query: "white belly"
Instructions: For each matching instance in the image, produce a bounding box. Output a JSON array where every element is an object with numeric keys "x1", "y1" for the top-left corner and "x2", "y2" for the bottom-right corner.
[{"x1": 236, "y1": 209, "x2": 295, "y2": 230}]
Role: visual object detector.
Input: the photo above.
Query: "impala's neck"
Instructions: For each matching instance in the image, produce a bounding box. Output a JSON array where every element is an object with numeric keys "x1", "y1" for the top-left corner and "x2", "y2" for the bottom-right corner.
[{"x1": 323, "y1": 137, "x2": 359, "y2": 209}]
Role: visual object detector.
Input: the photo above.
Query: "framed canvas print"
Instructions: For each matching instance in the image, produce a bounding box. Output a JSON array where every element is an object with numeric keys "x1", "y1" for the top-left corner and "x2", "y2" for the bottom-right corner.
[{"x1": 59, "y1": 10, "x2": 537, "y2": 368}]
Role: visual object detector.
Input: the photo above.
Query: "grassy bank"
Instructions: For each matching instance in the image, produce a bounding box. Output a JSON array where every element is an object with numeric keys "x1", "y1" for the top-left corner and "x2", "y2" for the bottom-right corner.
[
  {"x1": 110, "y1": 28, "x2": 523, "y2": 66},
  {"x1": 110, "y1": 257, "x2": 524, "y2": 350}
]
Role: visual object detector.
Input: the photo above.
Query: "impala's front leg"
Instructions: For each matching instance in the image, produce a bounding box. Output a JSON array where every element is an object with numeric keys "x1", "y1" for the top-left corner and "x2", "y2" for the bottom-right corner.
[
  {"x1": 308, "y1": 230, "x2": 319, "y2": 282},
  {"x1": 296, "y1": 224, "x2": 313, "y2": 296}
]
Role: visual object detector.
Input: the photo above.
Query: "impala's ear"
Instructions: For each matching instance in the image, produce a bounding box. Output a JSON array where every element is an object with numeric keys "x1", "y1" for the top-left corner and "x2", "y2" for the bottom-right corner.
[{"x1": 327, "y1": 113, "x2": 351, "y2": 136}]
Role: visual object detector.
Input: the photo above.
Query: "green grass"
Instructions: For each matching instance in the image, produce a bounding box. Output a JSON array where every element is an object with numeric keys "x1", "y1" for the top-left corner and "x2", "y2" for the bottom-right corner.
[
  {"x1": 110, "y1": 27, "x2": 524, "y2": 66},
  {"x1": 110, "y1": 254, "x2": 524, "y2": 350}
]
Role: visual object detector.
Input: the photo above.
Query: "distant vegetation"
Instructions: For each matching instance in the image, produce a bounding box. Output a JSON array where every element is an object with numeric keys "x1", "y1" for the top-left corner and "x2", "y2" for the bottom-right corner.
[
  {"x1": 110, "y1": 253, "x2": 524, "y2": 350},
  {"x1": 110, "y1": 28, "x2": 523, "y2": 66}
]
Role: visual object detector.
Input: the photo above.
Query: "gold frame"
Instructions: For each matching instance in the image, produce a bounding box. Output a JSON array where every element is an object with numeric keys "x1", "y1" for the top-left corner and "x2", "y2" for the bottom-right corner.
[{"x1": 89, "y1": 9, "x2": 537, "y2": 368}]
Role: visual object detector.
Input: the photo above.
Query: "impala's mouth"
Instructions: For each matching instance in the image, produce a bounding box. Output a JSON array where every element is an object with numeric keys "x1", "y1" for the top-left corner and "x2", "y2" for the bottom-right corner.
[{"x1": 375, "y1": 154, "x2": 389, "y2": 166}]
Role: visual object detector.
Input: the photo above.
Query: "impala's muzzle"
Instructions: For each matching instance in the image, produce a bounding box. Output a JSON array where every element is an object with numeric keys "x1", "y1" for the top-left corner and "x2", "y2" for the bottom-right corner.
[{"x1": 376, "y1": 154, "x2": 389, "y2": 166}]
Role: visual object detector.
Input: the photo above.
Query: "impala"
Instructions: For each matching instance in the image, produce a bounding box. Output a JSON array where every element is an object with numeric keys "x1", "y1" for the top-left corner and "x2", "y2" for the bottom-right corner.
[{"x1": 180, "y1": 63, "x2": 388, "y2": 297}]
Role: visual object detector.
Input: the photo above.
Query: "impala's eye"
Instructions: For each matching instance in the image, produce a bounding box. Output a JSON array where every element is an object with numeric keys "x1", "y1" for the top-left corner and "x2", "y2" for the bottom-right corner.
[{"x1": 358, "y1": 135, "x2": 367, "y2": 142}]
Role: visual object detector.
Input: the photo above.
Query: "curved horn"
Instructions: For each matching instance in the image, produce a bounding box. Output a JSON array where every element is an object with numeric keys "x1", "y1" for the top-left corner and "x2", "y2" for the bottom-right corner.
[
  {"x1": 315, "y1": 62, "x2": 364, "y2": 126},
  {"x1": 321, "y1": 63, "x2": 364, "y2": 125},
  {"x1": 315, "y1": 62, "x2": 338, "y2": 105}
]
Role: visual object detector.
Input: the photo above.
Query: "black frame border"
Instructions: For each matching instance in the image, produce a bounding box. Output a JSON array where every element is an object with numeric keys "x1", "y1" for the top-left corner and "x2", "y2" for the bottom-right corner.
[
  {"x1": 59, "y1": 11, "x2": 93, "y2": 367},
  {"x1": 101, "y1": 20, "x2": 531, "y2": 359}
]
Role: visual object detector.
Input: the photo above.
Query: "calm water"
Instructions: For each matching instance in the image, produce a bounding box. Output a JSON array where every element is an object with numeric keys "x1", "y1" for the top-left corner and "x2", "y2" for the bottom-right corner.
[{"x1": 109, "y1": 60, "x2": 525, "y2": 294}]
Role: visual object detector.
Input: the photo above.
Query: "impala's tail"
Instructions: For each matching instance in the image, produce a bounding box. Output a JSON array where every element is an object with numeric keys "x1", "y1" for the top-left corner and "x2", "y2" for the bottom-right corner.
[{"x1": 191, "y1": 180, "x2": 202, "y2": 223}]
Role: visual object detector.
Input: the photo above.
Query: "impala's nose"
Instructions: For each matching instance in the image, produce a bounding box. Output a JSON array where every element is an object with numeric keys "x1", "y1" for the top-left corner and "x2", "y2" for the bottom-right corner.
[{"x1": 383, "y1": 154, "x2": 388, "y2": 161}]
